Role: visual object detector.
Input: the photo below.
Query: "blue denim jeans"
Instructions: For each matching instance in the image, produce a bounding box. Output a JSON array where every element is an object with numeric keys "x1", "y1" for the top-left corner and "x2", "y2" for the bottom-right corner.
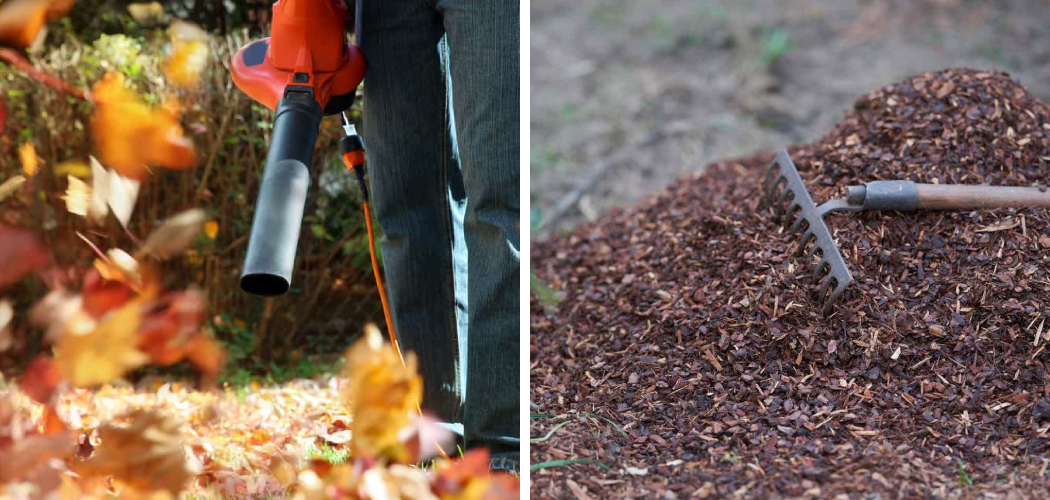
[{"x1": 357, "y1": 0, "x2": 520, "y2": 452}]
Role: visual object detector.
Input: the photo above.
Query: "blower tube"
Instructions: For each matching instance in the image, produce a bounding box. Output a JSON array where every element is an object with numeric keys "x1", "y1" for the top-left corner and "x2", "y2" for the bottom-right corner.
[{"x1": 240, "y1": 86, "x2": 323, "y2": 296}]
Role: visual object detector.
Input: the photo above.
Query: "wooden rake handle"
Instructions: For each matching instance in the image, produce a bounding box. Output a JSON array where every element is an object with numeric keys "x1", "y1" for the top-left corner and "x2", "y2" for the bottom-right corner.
[{"x1": 846, "y1": 181, "x2": 1050, "y2": 211}]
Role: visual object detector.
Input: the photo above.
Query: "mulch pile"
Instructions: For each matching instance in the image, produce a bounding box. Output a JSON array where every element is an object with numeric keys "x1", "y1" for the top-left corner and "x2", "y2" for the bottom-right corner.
[{"x1": 531, "y1": 68, "x2": 1050, "y2": 499}]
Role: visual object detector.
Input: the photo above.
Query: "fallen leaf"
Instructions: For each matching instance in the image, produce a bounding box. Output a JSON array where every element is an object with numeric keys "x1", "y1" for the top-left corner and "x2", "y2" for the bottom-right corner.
[
  {"x1": 53, "y1": 297, "x2": 149, "y2": 387},
  {"x1": 203, "y1": 220, "x2": 218, "y2": 239},
  {"x1": 0, "y1": 298, "x2": 12, "y2": 352},
  {"x1": 90, "y1": 72, "x2": 197, "y2": 180},
  {"x1": 137, "y1": 208, "x2": 207, "y2": 260},
  {"x1": 75, "y1": 409, "x2": 198, "y2": 496},
  {"x1": 82, "y1": 267, "x2": 136, "y2": 318},
  {"x1": 343, "y1": 324, "x2": 423, "y2": 463},
  {"x1": 29, "y1": 289, "x2": 95, "y2": 342},
  {"x1": 0, "y1": 0, "x2": 77, "y2": 48},
  {"x1": 165, "y1": 21, "x2": 208, "y2": 87},
  {"x1": 19, "y1": 142, "x2": 38, "y2": 176},
  {"x1": 19, "y1": 355, "x2": 60, "y2": 403},
  {"x1": 63, "y1": 174, "x2": 91, "y2": 216},
  {"x1": 0, "y1": 225, "x2": 48, "y2": 291},
  {"x1": 126, "y1": 1, "x2": 165, "y2": 26},
  {"x1": 0, "y1": 175, "x2": 26, "y2": 203}
]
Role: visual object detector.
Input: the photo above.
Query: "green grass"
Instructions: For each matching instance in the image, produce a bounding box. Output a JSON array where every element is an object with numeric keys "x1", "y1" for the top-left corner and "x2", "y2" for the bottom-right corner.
[
  {"x1": 305, "y1": 443, "x2": 350, "y2": 464},
  {"x1": 529, "y1": 271, "x2": 563, "y2": 313},
  {"x1": 957, "y1": 458, "x2": 974, "y2": 488},
  {"x1": 761, "y1": 26, "x2": 792, "y2": 65},
  {"x1": 531, "y1": 458, "x2": 611, "y2": 472}
]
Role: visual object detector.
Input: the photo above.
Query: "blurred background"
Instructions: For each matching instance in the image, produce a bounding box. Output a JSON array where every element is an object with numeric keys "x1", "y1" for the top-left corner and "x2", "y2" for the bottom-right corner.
[
  {"x1": 0, "y1": 0, "x2": 383, "y2": 383},
  {"x1": 531, "y1": 0, "x2": 1050, "y2": 236}
]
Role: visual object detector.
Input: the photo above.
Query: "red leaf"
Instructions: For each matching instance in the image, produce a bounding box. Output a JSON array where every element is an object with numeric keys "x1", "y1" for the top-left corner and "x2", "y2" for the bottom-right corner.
[
  {"x1": 0, "y1": 225, "x2": 48, "y2": 291},
  {"x1": 81, "y1": 269, "x2": 134, "y2": 318},
  {"x1": 20, "y1": 355, "x2": 60, "y2": 404}
]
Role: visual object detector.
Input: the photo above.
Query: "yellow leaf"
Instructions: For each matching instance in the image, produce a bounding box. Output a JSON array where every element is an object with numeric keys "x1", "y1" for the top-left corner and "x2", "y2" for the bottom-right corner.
[
  {"x1": 90, "y1": 72, "x2": 197, "y2": 180},
  {"x1": 75, "y1": 409, "x2": 197, "y2": 497},
  {"x1": 343, "y1": 324, "x2": 422, "y2": 463},
  {"x1": 203, "y1": 220, "x2": 218, "y2": 239},
  {"x1": 62, "y1": 175, "x2": 91, "y2": 217},
  {"x1": 54, "y1": 160, "x2": 91, "y2": 177},
  {"x1": 165, "y1": 21, "x2": 208, "y2": 87},
  {"x1": 19, "y1": 143, "x2": 38, "y2": 176},
  {"x1": 53, "y1": 298, "x2": 148, "y2": 386}
]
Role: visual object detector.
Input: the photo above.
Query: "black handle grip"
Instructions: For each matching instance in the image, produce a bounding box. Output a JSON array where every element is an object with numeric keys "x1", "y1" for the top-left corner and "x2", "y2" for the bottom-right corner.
[{"x1": 241, "y1": 87, "x2": 323, "y2": 296}]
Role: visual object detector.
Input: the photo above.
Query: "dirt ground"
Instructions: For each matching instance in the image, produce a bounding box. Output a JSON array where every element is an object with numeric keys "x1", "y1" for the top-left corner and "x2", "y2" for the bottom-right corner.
[{"x1": 530, "y1": 0, "x2": 1050, "y2": 236}]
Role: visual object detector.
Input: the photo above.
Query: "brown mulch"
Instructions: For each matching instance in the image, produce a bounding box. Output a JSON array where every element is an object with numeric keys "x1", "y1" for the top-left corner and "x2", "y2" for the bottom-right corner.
[{"x1": 530, "y1": 68, "x2": 1050, "y2": 499}]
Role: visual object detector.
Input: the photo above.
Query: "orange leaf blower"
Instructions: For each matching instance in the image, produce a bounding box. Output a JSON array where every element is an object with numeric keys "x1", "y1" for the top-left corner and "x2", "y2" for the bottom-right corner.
[{"x1": 230, "y1": 0, "x2": 365, "y2": 296}]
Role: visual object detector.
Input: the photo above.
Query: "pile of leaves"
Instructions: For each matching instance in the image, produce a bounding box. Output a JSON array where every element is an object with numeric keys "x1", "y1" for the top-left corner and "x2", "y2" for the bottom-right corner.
[{"x1": 531, "y1": 68, "x2": 1050, "y2": 498}]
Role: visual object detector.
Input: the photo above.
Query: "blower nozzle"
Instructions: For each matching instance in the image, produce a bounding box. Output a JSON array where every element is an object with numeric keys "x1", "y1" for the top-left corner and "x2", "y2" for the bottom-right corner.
[{"x1": 240, "y1": 87, "x2": 323, "y2": 296}]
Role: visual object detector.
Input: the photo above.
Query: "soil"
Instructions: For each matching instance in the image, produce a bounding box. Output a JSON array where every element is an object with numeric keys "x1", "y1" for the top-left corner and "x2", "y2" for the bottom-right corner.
[
  {"x1": 530, "y1": 69, "x2": 1050, "y2": 498},
  {"x1": 531, "y1": 0, "x2": 1050, "y2": 237}
]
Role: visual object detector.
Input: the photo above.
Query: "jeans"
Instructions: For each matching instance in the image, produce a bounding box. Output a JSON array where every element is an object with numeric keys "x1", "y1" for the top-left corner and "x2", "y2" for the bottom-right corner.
[{"x1": 357, "y1": 0, "x2": 520, "y2": 452}]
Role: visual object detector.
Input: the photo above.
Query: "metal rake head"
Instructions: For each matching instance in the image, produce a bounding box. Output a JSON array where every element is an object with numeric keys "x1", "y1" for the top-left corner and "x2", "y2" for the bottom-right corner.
[{"x1": 761, "y1": 151, "x2": 856, "y2": 315}]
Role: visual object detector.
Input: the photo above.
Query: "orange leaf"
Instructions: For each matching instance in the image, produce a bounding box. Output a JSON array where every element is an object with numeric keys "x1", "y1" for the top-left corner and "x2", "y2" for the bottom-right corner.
[
  {"x1": 343, "y1": 324, "x2": 423, "y2": 463},
  {"x1": 0, "y1": 224, "x2": 49, "y2": 291},
  {"x1": 89, "y1": 73, "x2": 197, "y2": 180},
  {"x1": 19, "y1": 355, "x2": 61, "y2": 404},
  {"x1": 82, "y1": 268, "x2": 135, "y2": 318},
  {"x1": 0, "y1": 0, "x2": 75, "y2": 48},
  {"x1": 19, "y1": 142, "x2": 38, "y2": 176},
  {"x1": 203, "y1": 220, "x2": 219, "y2": 239},
  {"x1": 165, "y1": 21, "x2": 208, "y2": 87}
]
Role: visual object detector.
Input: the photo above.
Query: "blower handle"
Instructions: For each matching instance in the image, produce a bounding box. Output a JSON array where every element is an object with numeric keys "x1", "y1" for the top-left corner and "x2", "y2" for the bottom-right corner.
[{"x1": 240, "y1": 86, "x2": 323, "y2": 296}]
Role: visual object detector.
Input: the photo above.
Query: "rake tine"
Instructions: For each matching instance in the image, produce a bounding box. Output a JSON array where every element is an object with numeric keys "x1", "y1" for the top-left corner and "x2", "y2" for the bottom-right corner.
[
  {"x1": 818, "y1": 273, "x2": 835, "y2": 298},
  {"x1": 783, "y1": 201, "x2": 801, "y2": 227},
  {"x1": 768, "y1": 174, "x2": 787, "y2": 209},
  {"x1": 796, "y1": 229, "x2": 816, "y2": 256},
  {"x1": 789, "y1": 210, "x2": 808, "y2": 233},
  {"x1": 804, "y1": 242, "x2": 823, "y2": 262},
  {"x1": 762, "y1": 164, "x2": 780, "y2": 207},
  {"x1": 822, "y1": 279, "x2": 850, "y2": 316},
  {"x1": 811, "y1": 255, "x2": 829, "y2": 281},
  {"x1": 776, "y1": 184, "x2": 794, "y2": 212}
]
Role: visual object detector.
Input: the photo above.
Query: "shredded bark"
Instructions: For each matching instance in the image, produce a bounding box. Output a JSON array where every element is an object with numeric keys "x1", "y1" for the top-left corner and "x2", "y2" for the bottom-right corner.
[{"x1": 531, "y1": 68, "x2": 1050, "y2": 499}]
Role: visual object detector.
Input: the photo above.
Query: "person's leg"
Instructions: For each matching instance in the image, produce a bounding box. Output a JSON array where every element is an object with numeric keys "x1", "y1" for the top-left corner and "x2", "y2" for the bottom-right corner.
[
  {"x1": 358, "y1": 0, "x2": 468, "y2": 426},
  {"x1": 438, "y1": 0, "x2": 521, "y2": 460}
]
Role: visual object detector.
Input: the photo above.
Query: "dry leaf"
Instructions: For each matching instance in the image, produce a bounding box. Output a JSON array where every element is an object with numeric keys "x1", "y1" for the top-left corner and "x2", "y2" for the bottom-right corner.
[
  {"x1": 126, "y1": 1, "x2": 165, "y2": 26},
  {"x1": 203, "y1": 220, "x2": 218, "y2": 239},
  {"x1": 165, "y1": 21, "x2": 208, "y2": 87},
  {"x1": 53, "y1": 297, "x2": 149, "y2": 386},
  {"x1": 29, "y1": 289, "x2": 95, "y2": 342},
  {"x1": 76, "y1": 409, "x2": 198, "y2": 496},
  {"x1": 19, "y1": 142, "x2": 38, "y2": 176},
  {"x1": 0, "y1": 0, "x2": 76, "y2": 48},
  {"x1": 0, "y1": 175, "x2": 26, "y2": 203},
  {"x1": 0, "y1": 298, "x2": 12, "y2": 352},
  {"x1": 19, "y1": 355, "x2": 60, "y2": 403},
  {"x1": 63, "y1": 174, "x2": 91, "y2": 216},
  {"x1": 90, "y1": 72, "x2": 197, "y2": 180},
  {"x1": 343, "y1": 324, "x2": 422, "y2": 463},
  {"x1": 137, "y1": 208, "x2": 206, "y2": 260},
  {"x1": 0, "y1": 224, "x2": 49, "y2": 291}
]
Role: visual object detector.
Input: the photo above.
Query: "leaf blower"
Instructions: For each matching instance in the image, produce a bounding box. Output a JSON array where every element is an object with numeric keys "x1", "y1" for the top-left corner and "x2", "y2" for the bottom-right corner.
[
  {"x1": 230, "y1": 0, "x2": 364, "y2": 296},
  {"x1": 231, "y1": 0, "x2": 401, "y2": 354}
]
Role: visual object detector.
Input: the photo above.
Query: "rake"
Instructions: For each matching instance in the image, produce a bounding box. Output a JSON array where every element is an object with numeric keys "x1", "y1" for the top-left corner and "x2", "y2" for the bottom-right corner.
[{"x1": 761, "y1": 150, "x2": 1050, "y2": 315}]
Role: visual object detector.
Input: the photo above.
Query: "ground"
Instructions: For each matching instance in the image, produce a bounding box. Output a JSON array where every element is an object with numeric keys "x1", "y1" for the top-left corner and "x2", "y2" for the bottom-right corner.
[{"x1": 530, "y1": 0, "x2": 1050, "y2": 235}]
